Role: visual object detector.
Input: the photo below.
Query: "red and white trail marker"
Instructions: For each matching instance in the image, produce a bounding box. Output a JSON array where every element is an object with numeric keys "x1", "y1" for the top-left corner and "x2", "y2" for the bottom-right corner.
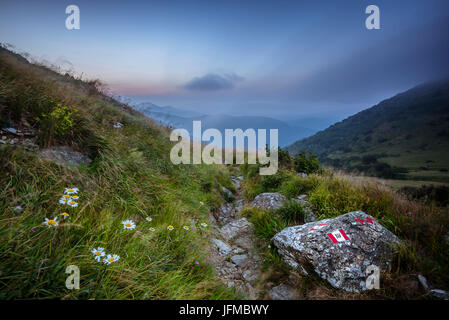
[
  {"x1": 310, "y1": 224, "x2": 327, "y2": 231},
  {"x1": 327, "y1": 229, "x2": 350, "y2": 243}
]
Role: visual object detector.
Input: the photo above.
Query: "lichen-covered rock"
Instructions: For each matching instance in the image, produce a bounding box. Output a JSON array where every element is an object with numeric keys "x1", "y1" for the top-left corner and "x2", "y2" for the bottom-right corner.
[
  {"x1": 272, "y1": 211, "x2": 401, "y2": 293},
  {"x1": 251, "y1": 192, "x2": 286, "y2": 211},
  {"x1": 214, "y1": 203, "x2": 236, "y2": 223},
  {"x1": 40, "y1": 146, "x2": 92, "y2": 167}
]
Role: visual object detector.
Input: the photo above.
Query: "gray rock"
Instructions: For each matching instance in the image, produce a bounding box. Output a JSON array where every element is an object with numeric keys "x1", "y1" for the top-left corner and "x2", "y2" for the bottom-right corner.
[
  {"x1": 222, "y1": 186, "x2": 233, "y2": 197},
  {"x1": 234, "y1": 199, "x2": 244, "y2": 215},
  {"x1": 231, "y1": 254, "x2": 248, "y2": 266},
  {"x1": 268, "y1": 284, "x2": 298, "y2": 300},
  {"x1": 40, "y1": 146, "x2": 92, "y2": 167},
  {"x1": 251, "y1": 192, "x2": 287, "y2": 211},
  {"x1": 272, "y1": 211, "x2": 401, "y2": 293},
  {"x1": 231, "y1": 179, "x2": 241, "y2": 190},
  {"x1": 233, "y1": 235, "x2": 254, "y2": 251},
  {"x1": 430, "y1": 289, "x2": 449, "y2": 300},
  {"x1": 5, "y1": 128, "x2": 17, "y2": 134},
  {"x1": 212, "y1": 238, "x2": 232, "y2": 256},
  {"x1": 215, "y1": 203, "x2": 236, "y2": 223},
  {"x1": 418, "y1": 274, "x2": 430, "y2": 291},
  {"x1": 220, "y1": 218, "x2": 254, "y2": 241},
  {"x1": 243, "y1": 270, "x2": 258, "y2": 282}
]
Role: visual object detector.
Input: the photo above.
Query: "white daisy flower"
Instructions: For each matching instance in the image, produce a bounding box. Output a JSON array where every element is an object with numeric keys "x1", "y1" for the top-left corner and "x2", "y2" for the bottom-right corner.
[
  {"x1": 71, "y1": 195, "x2": 79, "y2": 200},
  {"x1": 149, "y1": 227, "x2": 155, "y2": 232},
  {"x1": 121, "y1": 219, "x2": 136, "y2": 230},
  {"x1": 200, "y1": 222, "x2": 208, "y2": 228},
  {"x1": 67, "y1": 200, "x2": 78, "y2": 208},
  {"x1": 103, "y1": 254, "x2": 120, "y2": 265},
  {"x1": 167, "y1": 225, "x2": 174, "y2": 231},
  {"x1": 145, "y1": 217, "x2": 152, "y2": 222},
  {"x1": 199, "y1": 201, "x2": 204, "y2": 206},
  {"x1": 64, "y1": 188, "x2": 79, "y2": 195},
  {"x1": 183, "y1": 225, "x2": 190, "y2": 231},
  {"x1": 43, "y1": 217, "x2": 59, "y2": 228},
  {"x1": 91, "y1": 247, "x2": 106, "y2": 262},
  {"x1": 61, "y1": 212, "x2": 69, "y2": 219},
  {"x1": 59, "y1": 196, "x2": 69, "y2": 205}
]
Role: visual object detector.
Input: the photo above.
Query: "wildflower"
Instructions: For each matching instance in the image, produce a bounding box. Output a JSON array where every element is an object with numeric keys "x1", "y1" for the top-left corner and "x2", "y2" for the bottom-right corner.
[
  {"x1": 71, "y1": 195, "x2": 79, "y2": 200},
  {"x1": 14, "y1": 205, "x2": 22, "y2": 212},
  {"x1": 149, "y1": 227, "x2": 155, "y2": 232},
  {"x1": 121, "y1": 219, "x2": 136, "y2": 230},
  {"x1": 91, "y1": 247, "x2": 106, "y2": 262},
  {"x1": 195, "y1": 261, "x2": 199, "y2": 265},
  {"x1": 145, "y1": 217, "x2": 152, "y2": 222},
  {"x1": 167, "y1": 225, "x2": 174, "y2": 231},
  {"x1": 31, "y1": 229, "x2": 36, "y2": 232},
  {"x1": 63, "y1": 194, "x2": 71, "y2": 199},
  {"x1": 43, "y1": 217, "x2": 59, "y2": 228},
  {"x1": 199, "y1": 201, "x2": 204, "y2": 206},
  {"x1": 183, "y1": 225, "x2": 190, "y2": 231},
  {"x1": 200, "y1": 222, "x2": 208, "y2": 228},
  {"x1": 103, "y1": 254, "x2": 120, "y2": 265},
  {"x1": 64, "y1": 188, "x2": 79, "y2": 195},
  {"x1": 61, "y1": 212, "x2": 69, "y2": 219},
  {"x1": 59, "y1": 196, "x2": 69, "y2": 205},
  {"x1": 67, "y1": 200, "x2": 78, "y2": 208}
]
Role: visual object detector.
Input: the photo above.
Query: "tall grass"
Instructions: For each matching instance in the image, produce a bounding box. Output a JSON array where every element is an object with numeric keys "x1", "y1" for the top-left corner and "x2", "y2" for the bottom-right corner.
[{"x1": 0, "y1": 47, "x2": 237, "y2": 299}]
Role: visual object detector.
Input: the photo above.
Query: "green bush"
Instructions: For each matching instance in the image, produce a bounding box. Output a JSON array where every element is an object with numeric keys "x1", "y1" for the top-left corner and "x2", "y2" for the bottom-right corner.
[
  {"x1": 294, "y1": 150, "x2": 320, "y2": 174},
  {"x1": 275, "y1": 201, "x2": 305, "y2": 224}
]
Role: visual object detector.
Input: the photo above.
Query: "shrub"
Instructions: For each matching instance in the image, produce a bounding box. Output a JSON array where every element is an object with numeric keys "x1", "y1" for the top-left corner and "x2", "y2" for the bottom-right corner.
[
  {"x1": 294, "y1": 150, "x2": 320, "y2": 174},
  {"x1": 276, "y1": 201, "x2": 305, "y2": 224}
]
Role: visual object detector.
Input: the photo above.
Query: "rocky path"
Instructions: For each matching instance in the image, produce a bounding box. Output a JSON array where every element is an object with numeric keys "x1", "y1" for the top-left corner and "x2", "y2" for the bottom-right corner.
[{"x1": 207, "y1": 171, "x2": 262, "y2": 299}]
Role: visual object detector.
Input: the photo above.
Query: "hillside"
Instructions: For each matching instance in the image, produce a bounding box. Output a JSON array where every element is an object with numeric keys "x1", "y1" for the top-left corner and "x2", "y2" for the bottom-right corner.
[
  {"x1": 286, "y1": 81, "x2": 449, "y2": 182},
  {"x1": 0, "y1": 46, "x2": 238, "y2": 299}
]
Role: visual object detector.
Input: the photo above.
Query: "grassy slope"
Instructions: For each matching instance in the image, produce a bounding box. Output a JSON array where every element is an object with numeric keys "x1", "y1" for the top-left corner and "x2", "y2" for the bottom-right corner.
[
  {"x1": 238, "y1": 163, "x2": 449, "y2": 299},
  {"x1": 286, "y1": 80, "x2": 449, "y2": 183},
  {"x1": 0, "y1": 47, "x2": 237, "y2": 299}
]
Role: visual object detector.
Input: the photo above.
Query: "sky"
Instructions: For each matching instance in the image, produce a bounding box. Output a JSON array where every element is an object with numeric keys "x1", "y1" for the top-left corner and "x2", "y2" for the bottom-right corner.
[{"x1": 1, "y1": 0, "x2": 449, "y2": 122}]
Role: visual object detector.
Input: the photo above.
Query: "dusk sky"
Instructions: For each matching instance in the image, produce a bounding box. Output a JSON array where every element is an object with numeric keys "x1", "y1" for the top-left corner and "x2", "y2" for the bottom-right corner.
[{"x1": 1, "y1": 0, "x2": 449, "y2": 121}]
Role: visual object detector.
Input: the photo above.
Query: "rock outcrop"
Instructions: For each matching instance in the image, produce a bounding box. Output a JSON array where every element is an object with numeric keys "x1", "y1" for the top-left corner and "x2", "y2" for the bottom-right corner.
[{"x1": 272, "y1": 211, "x2": 401, "y2": 292}]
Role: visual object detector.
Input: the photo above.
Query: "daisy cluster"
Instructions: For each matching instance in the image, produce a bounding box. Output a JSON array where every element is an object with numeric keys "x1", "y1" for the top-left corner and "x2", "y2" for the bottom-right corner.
[
  {"x1": 59, "y1": 187, "x2": 79, "y2": 208},
  {"x1": 42, "y1": 187, "x2": 80, "y2": 228},
  {"x1": 91, "y1": 247, "x2": 120, "y2": 265}
]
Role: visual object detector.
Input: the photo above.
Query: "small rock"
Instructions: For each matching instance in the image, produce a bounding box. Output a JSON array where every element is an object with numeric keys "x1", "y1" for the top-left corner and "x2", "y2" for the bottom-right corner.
[
  {"x1": 5, "y1": 128, "x2": 17, "y2": 134},
  {"x1": 222, "y1": 186, "x2": 233, "y2": 197},
  {"x1": 231, "y1": 254, "x2": 248, "y2": 267},
  {"x1": 212, "y1": 238, "x2": 232, "y2": 256},
  {"x1": 220, "y1": 218, "x2": 254, "y2": 241},
  {"x1": 268, "y1": 284, "x2": 298, "y2": 300},
  {"x1": 40, "y1": 146, "x2": 92, "y2": 167},
  {"x1": 1, "y1": 136, "x2": 6, "y2": 140},
  {"x1": 251, "y1": 192, "x2": 287, "y2": 211},
  {"x1": 417, "y1": 274, "x2": 429, "y2": 291},
  {"x1": 243, "y1": 270, "x2": 258, "y2": 283}
]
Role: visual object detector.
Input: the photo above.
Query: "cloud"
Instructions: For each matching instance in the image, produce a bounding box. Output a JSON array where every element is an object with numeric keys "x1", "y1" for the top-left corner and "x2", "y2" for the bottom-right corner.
[{"x1": 183, "y1": 73, "x2": 244, "y2": 91}]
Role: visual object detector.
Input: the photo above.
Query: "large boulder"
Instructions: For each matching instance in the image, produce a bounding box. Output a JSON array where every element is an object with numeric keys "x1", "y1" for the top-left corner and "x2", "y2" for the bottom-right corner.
[
  {"x1": 251, "y1": 193, "x2": 287, "y2": 211},
  {"x1": 272, "y1": 211, "x2": 401, "y2": 292}
]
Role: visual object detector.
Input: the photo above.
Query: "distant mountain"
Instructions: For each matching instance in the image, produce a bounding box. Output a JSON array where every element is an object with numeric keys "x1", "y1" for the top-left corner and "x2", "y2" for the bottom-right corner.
[
  {"x1": 131, "y1": 102, "x2": 315, "y2": 147},
  {"x1": 286, "y1": 80, "x2": 449, "y2": 182}
]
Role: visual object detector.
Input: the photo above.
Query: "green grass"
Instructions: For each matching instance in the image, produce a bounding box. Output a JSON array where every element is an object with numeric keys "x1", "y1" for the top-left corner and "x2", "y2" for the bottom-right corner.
[
  {"x1": 240, "y1": 164, "x2": 449, "y2": 298},
  {"x1": 0, "y1": 48, "x2": 237, "y2": 299}
]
